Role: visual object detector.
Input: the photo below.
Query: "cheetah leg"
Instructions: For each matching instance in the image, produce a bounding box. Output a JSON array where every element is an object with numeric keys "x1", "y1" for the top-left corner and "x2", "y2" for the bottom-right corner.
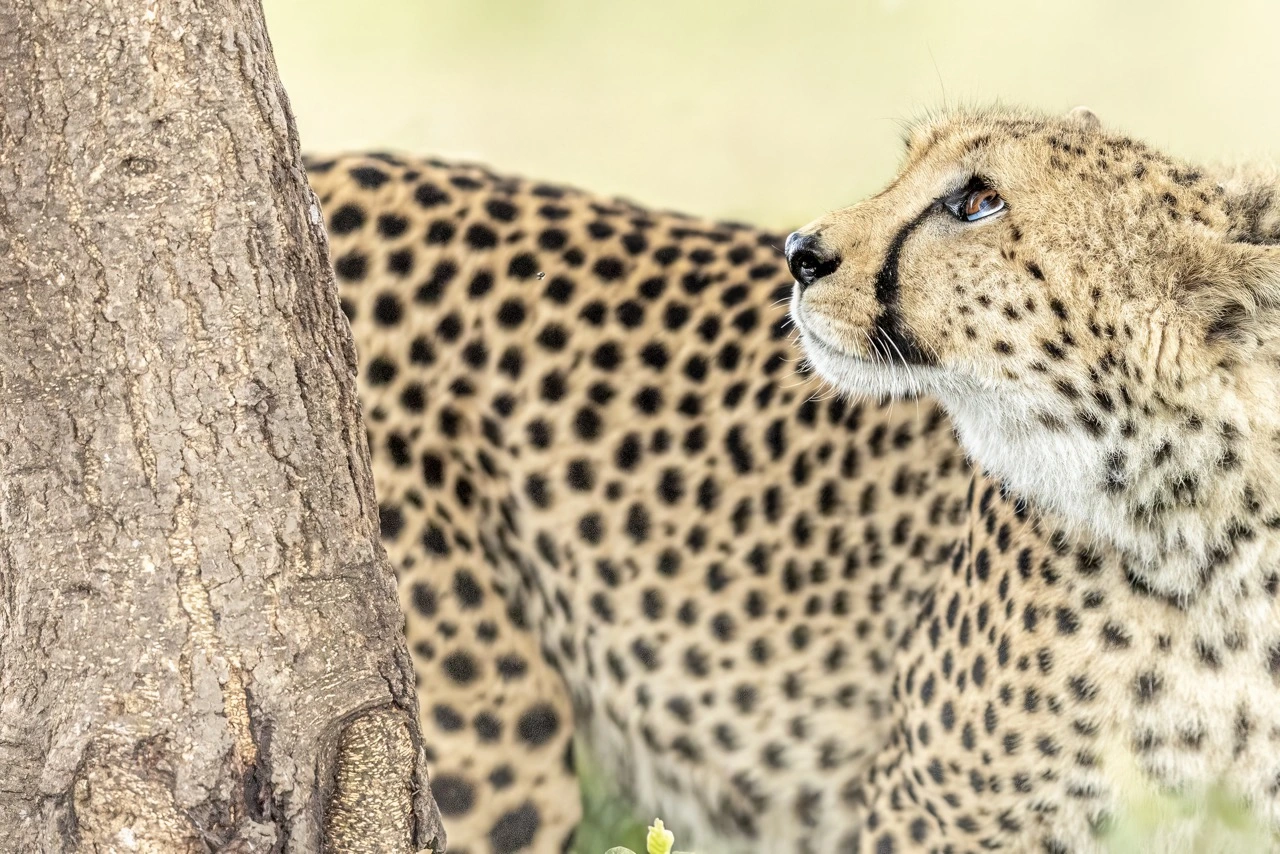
[{"x1": 391, "y1": 499, "x2": 581, "y2": 854}]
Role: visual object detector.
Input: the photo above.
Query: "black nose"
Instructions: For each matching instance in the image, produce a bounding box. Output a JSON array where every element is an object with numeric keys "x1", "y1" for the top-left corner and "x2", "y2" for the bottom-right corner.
[{"x1": 784, "y1": 231, "x2": 842, "y2": 290}]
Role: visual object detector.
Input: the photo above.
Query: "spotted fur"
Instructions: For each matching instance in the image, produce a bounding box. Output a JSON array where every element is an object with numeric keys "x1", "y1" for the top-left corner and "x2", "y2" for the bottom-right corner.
[{"x1": 305, "y1": 152, "x2": 969, "y2": 853}]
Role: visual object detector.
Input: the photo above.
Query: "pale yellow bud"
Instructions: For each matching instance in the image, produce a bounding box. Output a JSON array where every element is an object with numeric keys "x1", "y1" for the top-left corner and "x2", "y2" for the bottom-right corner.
[{"x1": 646, "y1": 818, "x2": 675, "y2": 854}]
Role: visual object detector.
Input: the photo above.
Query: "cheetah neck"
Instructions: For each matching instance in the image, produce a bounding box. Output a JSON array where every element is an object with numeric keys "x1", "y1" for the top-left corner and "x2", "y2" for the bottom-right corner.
[{"x1": 938, "y1": 365, "x2": 1280, "y2": 602}]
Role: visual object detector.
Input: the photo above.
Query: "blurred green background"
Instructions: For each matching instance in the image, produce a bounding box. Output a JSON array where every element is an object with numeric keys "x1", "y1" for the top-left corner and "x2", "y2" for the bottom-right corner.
[
  {"x1": 264, "y1": 0, "x2": 1280, "y2": 229},
  {"x1": 260, "y1": 2, "x2": 1280, "y2": 849}
]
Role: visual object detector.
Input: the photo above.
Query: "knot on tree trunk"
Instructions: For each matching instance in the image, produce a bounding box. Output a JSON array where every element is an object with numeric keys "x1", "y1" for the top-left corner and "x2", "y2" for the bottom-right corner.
[{"x1": 323, "y1": 706, "x2": 445, "y2": 854}]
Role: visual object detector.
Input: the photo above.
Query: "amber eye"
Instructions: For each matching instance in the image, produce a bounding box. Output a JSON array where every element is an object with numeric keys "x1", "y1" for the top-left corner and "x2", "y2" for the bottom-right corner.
[{"x1": 963, "y1": 188, "x2": 1005, "y2": 221}]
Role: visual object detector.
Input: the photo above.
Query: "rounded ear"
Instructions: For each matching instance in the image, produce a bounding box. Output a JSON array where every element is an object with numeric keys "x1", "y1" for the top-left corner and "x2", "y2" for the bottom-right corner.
[
  {"x1": 1066, "y1": 106, "x2": 1101, "y2": 130},
  {"x1": 1182, "y1": 240, "x2": 1280, "y2": 343}
]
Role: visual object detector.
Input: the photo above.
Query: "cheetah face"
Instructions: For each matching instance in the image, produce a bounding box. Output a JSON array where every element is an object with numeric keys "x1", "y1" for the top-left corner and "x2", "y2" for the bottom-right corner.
[{"x1": 789, "y1": 106, "x2": 1280, "y2": 575}]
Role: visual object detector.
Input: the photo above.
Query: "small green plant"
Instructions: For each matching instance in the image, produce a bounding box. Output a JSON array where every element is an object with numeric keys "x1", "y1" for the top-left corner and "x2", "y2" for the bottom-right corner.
[
  {"x1": 1099, "y1": 742, "x2": 1278, "y2": 853},
  {"x1": 604, "y1": 818, "x2": 694, "y2": 854}
]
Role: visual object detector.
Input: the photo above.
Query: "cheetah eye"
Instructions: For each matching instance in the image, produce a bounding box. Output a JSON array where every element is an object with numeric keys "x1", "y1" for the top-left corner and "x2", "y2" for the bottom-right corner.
[
  {"x1": 943, "y1": 180, "x2": 1006, "y2": 223},
  {"x1": 962, "y1": 189, "x2": 1004, "y2": 221}
]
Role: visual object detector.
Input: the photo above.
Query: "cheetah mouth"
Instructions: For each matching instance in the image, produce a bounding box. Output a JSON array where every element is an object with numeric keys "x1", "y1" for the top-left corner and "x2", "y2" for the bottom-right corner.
[{"x1": 791, "y1": 300, "x2": 938, "y2": 399}]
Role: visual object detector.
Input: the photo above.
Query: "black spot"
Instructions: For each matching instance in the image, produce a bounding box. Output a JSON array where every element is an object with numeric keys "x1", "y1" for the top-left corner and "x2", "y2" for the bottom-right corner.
[
  {"x1": 453, "y1": 569, "x2": 484, "y2": 608},
  {"x1": 349, "y1": 166, "x2": 390, "y2": 189},
  {"x1": 489, "y1": 802, "x2": 541, "y2": 854},
  {"x1": 468, "y1": 271, "x2": 494, "y2": 299},
  {"x1": 657, "y1": 549, "x2": 681, "y2": 576},
  {"x1": 658, "y1": 468, "x2": 684, "y2": 504},
  {"x1": 641, "y1": 342, "x2": 669, "y2": 370},
  {"x1": 414, "y1": 182, "x2": 451, "y2": 208},
  {"x1": 593, "y1": 257, "x2": 625, "y2": 281},
  {"x1": 437, "y1": 313, "x2": 463, "y2": 341},
  {"x1": 489, "y1": 765, "x2": 515, "y2": 790},
  {"x1": 434, "y1": 704, "x2": 464, "y2": 731},
  {"x1": 422, "y1": 525, "x2": 450, "y2": 557},
  {"x1": 378, "y1": 213, "x2": 409, "y2": 238},
  {"x1": 387, "y1": 249, "x2": 414, "y2": 276},
  {"x1": 410, "y1": 582, "x2": 437, "y2": 617},
  {"x1": 578, "y1": 514, "x2": 603, "y2": 544},
  {"x1": 541, "y1": 371, "x2": 567, "y2": 402},
  {"x1": 465, "y1": 223, "x2": 499, "y2": 249},
  {"x1": 474, "y1": 712, "x2": 502, "y2": 742},
  {"x1": 537, "y1": 325, "x2": 569, "y2": 351},
  {"x1": 545, "y1": 276, "x2": 575, "y2": 303},
  {"x1": 654, "y1": 245, "x2": 680, "y2": 265},
  {"x1": 525, "y1": 474, "x2": 551, "y2": 508},
  {"x1": 1134, "y1": 671, "x2": 1163, "y2": 703},
  {"x1": 329, "y1": 204, "x2": 365, "y2": 234},
  {"x1": 1055, "y1": 607, "x2": 1080, "y2": 635},
  {"x1": 633, "y1": 387, "x2": 663, "y2": 415},
  {"x1": 373, "y1": 293, "x2": 403, "y2": 325},
  {"x1": 442, "y1": 651, "x2": 479, "y2": 685},
  {"x1": 616, "y1": 301, "x2": 645, "y2": 328},
  {"x1": 566, "y1": 460, "x2": 595, "y2": 491},
  {"x1": 334, "y1": 252, "x2": 367, "y2": 282},
  {"x1": 431, "y1": 773, "x2": 475, "y2": 816},
  {"x1": 415, "y1": 260, "x2": 457, "y2": 304},
  {"x1": 426, "y1": 219, "x2": 456, "y2": 245},
  {"x1": 509, "y1": 253, "x2": 540, "y2": 279},
  {"x1": 574, "y1": 407, "x2": 602, "y2": 441},
  {"x1": 486, "y1": 198, "x2": 519, "y2": 221},
  {"x1": 626, "y1": 504, "x2": 651, "y2": 542},
  {"x1": 496, "y1": 655, "x2": 528, "y2": 681},
  {"x1": 366, "y1": 357, "x2": 397, "y2": 386},
  {"x1": 377, "y1": 505, "x2": 404, "y2": 541},
  {"x1": 496, "y1": 299, "x2": 527, "y2": 328},
  {"x1": 539, "y1": 228, "x2": 567, "y2": 250},
  {"x1": 462, "y1": 340, "x2": 488, "y2": 368},
  {"x1": 725, "y1": 426, "x2": 754, "y2": 473}
]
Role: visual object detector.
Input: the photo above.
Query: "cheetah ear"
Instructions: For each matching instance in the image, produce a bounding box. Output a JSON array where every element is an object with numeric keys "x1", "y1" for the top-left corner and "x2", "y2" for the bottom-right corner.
[
  {"x1": 1182, "y1": 240, "x2": 1280, "y2": 344},
  {"x1": 1066, "y1": 106, "x2": 1101, "y2": 131}
]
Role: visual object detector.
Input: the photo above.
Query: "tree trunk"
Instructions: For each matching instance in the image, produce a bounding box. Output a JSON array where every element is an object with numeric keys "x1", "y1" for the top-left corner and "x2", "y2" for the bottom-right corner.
[{"x1": 0, "y1": 1, "x2": 444, "y2": 851}]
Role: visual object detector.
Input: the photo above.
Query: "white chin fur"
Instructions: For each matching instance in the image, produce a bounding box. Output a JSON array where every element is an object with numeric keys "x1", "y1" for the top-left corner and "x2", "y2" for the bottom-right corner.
[
  {"x1": 791, "y1": 301, "x2": 935, "y2": 400},
  {"x1": 792, "y1": 296, "x2": 1098, "y2": 539}
]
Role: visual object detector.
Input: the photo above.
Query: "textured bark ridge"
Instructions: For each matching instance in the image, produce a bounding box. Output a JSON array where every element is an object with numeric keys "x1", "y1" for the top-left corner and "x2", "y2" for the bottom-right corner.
[{"x1": 0, "y1": 0, "x2": 443, "y2": 850}]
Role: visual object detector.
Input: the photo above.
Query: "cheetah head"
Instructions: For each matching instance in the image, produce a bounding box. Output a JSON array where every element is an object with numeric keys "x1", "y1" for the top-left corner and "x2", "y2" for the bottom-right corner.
[{"x1": 788, "y1": 106, "x2": 1280, "y2": 591}]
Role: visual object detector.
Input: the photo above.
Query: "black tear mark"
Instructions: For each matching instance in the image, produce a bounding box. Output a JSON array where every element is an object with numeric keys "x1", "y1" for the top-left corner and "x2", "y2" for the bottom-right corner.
[{"x1": 872, "y1": 207, "x2": 936, "y2": 365}]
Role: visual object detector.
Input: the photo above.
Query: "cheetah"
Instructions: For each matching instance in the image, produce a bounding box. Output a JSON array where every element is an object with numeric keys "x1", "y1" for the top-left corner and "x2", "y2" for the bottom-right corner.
[
  {"x1": 304, "y1": 102, "x2": 1280, "y2": 854},
  {"x1": 789, "y1": 106, "x2": 1280, "y2": 851}
]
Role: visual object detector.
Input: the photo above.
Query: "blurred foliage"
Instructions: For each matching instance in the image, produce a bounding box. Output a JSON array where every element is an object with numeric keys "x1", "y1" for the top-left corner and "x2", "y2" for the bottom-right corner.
[
  {"x1": 1099, "y1": 746, "x2": 1277, "y2": 854},
  {"x1": 576, "y1": 741, "x2": 647, "y2": 854},
  {"x1": 265, "y1": 0, "x2": 1280, "y2": 227}
]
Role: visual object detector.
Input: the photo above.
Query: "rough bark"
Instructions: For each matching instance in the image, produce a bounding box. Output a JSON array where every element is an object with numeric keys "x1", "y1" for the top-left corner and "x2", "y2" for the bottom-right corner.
[{"x1": 0, "y1": 0, "x2": 443, "y2": 851}]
